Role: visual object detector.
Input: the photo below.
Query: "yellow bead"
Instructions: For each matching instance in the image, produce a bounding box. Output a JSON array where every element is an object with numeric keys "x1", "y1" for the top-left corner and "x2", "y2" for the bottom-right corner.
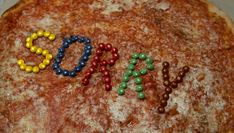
[
  {"x1": 17, "y1": 59, "x2": 24, "y2": 66},
  {"x1": 37, "y1": 30, "x2": 44, "y2": 37},
  {"x1": 45, "y1": 54, "x2": 53, "y2": 60},
  {"x1": 31, "y1": 33, "x2": 38, "y2": 40},
  {"x1": 32, "y1": 66, "x2": 39, "y2": 73},
  {"x1": 44, "y1": 31, "x2": 50, "y2": 37},
  {"x1": 43, "y1": 59, "x2": 50, "y2": 65},
  {"x1": 25, "y1": 66, "x2": 33, "y2": 73},
  {"x1": 42, "y1": 50, "x2": 49, "y2": 56},
  {"x1": 39, "y1": 63, "x2": 46, "y2": 69},
  {"x1": 19, "y1": 64, "x2": 26, "y2": 70},
  {"x1": 30, "y1": 46, "x2": 37, "y2": 53},
  {"x1": 25, "y1": 42, "x2": 32, "y2": 48},
  {"x1": 48, "y1": 34, "x2": 56, "y2": 40},
  {"x1": 36, "y1": 48, "x2": 43, "y2": 55},
  {"x1": 26, "y1": 37, "x2": 32, "y2": 43}
]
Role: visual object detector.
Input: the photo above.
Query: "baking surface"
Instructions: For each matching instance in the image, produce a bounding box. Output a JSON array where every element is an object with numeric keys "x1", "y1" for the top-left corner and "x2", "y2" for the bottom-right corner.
[{"x1": 0, "y1": 0, "x2": 234, "y2": 21}]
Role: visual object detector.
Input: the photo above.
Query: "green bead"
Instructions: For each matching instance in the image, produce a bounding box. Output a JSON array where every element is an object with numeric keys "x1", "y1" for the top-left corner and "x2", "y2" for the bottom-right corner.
[
  {"x1": 130, "y1": 59, "x2": 137, "y2": 65},
  {"x1": 139, "y1": 53, "x2": 146, "y2": 60},
  {"x1": 137, "y1": 92, "x2": 145, "y2": 99},
  {"x1": 147, "y1": 64, "x2": 154, "y2": 70},
  {"x1": 132, "y1": 53, "x2": 139, "y2": 59},
  {"x1": 120, "y1": 82, "x2": 127, "y2": 89},
  {"x1": 122, "y1": 75, "x2": 129, "y2": 82},
  {"x1": 128, "y1": 64, "x2": 135, "y2": 70},
  {"x1": 140, "y1": 68, "x2": 148, "y2": 75},
  {"x1": 146, "y1": 57, "x2": 154, "y2": 64},
  {"x1": 125, "y1": 70, "x2": 133, "y2": 76},
  {"x1": 133, "y1": 71, "x2": 140, "y2": 77},
  {"x1": 118, "y1": 88, "x2": 125, "y2": 95},
  {"x1": 136, "y1": 85, "x2": 143, "y2": 92},
  {"x1": 135, "y1": 77, "x2": 142, "y2": 85}
]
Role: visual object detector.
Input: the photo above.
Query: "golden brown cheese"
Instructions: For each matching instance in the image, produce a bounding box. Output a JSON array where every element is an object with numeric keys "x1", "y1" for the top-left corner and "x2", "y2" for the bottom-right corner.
[{"x1": 0, "y1": 0, "x2": 234, "y2": 132}]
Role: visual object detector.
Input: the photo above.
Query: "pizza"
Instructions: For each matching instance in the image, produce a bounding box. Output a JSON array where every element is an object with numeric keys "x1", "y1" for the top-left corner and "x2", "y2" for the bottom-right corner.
[{"x1": 0, "y1": 0, "x2": 234, "y2": 132}]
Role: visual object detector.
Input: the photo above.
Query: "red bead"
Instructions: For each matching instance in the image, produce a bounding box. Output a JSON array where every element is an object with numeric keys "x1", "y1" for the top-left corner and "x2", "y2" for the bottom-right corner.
[
  {"x1": 89, "y1": 68, "x2": 95, "y2": 73},
  {"x1": 82, "y1": 78, "x2": 89, "y2": 85},
  {"x1": 103, "y1": 70, "x2": 110, "y2": 77},
  {"x1": 111, "y1": 47, "x2": 118, "y2": 53},
  {"x1": 98, "y1": 43, "x2": 105, "y2": 50},
  {"x1": 108, "y1": 59, "x2": 115, "y2": 66},
  {"x1": 113, "y1": 53, "x2": 119, "y2": 60},
  {"x1": 84, "y1": 72, "x2": 92, "y2": 78},
  {"x1": 103, "y1": 76, "x2": 111, "y2": 84},
  {"x1": 93, "y1": 55, "x2": 100, "y2": 61},
  {"x1": 100, "y1": 60, "x2": 108, "y2": 66},
  {"x1": 96, "y1": 49, "x2": 103, "y2": 56},
  {"x1": 100, "y1": 66, "x2": 107, "y2": 72},
  {"x1": 91, "y1": 61, "x2": 98, "y2": 68},
  {"x1": 105, "y1": 84, "x2": 112, "y2": 91},
  {"x1": 105, "y1": 43, "x2": 112, "y2": 51}
]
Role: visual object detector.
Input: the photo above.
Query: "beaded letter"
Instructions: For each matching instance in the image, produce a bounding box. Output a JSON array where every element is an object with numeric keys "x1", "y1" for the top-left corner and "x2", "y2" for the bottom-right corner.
[
  {"x1": 117, "y1": 53, "x2": 154, "y2": 99},
  {"x1": 17, "y1": 30, "x2": 55, "y2": 73}
]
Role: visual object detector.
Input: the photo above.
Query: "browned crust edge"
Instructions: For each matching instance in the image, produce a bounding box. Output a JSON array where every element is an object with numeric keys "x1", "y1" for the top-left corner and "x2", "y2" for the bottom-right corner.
[
  {"x1": 201, "y1": 0, "x2": 234, "y2": 33},
  {"x1": 0, "y1": 0, "x2": 33, "y2": 19}
]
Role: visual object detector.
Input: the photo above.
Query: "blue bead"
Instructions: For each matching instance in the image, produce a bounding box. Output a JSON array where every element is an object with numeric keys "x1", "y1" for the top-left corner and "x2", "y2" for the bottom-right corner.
[
  {"x1": 71, "y1": 36, "x2": 78, "y2": 42},
  {"x1": 57, "y1": 52, "x2": 64, "y2": 59},
  {"x1": 63, "y1": 70, "x2": 69, "y2": 76},
  {"x1": 79, "y1": 61, "x2": 85, "y2": 67},
  {"x1": 69, "y1": 71, "x2": 77, "y2": 77},
  {"x1": 82, "y1": 55, "x2": 89, "y2": 61},
  {"x1": 54, "y1": 57, "x2": 61, "y2": 63},
  {"x1": 65, "y1": 38, "x2": 72, "y2": 44},
  {"x1": 58, "y1": 47, "x2": 65, "y2": 53},
  {"x1": 84, "y1": 38, "x2": 91, "y2": 44},
  {"x1": 78, "y1": 37, "x2": 85, "y2": 43},
  {"x1": 52, "y1": 63, "x2": 59, "y2": 70},
  {"x1": 62, "y1": 41, "x2": 70, "y2": 48},
  {"x1": 85, "y1": 45, "x2": 92, "y2": 50},
  {"x1": 74, "y1": 66, "x2": 82, "y2": 72},
  {"x1": 55, "y1": 68, "x2": 63, "y2": 75},
  {"x1": 53, "y1": 35, "x2": 93, "y2": 77},
  {"x1": 85, "y1": 49, "x2": 91, "y2": 56}
]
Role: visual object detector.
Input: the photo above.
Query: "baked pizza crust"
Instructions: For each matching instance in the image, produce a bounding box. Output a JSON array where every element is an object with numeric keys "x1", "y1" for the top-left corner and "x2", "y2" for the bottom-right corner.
[
  {"x1": 203, "y1": 0, "x2": 234, "y2": 33},
  {"x1": 2, "y1": 0, "x2": 234, "y2": 33},
  {"x1": 0, "y1": 0, "x2": 234, "y2": 132}
]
